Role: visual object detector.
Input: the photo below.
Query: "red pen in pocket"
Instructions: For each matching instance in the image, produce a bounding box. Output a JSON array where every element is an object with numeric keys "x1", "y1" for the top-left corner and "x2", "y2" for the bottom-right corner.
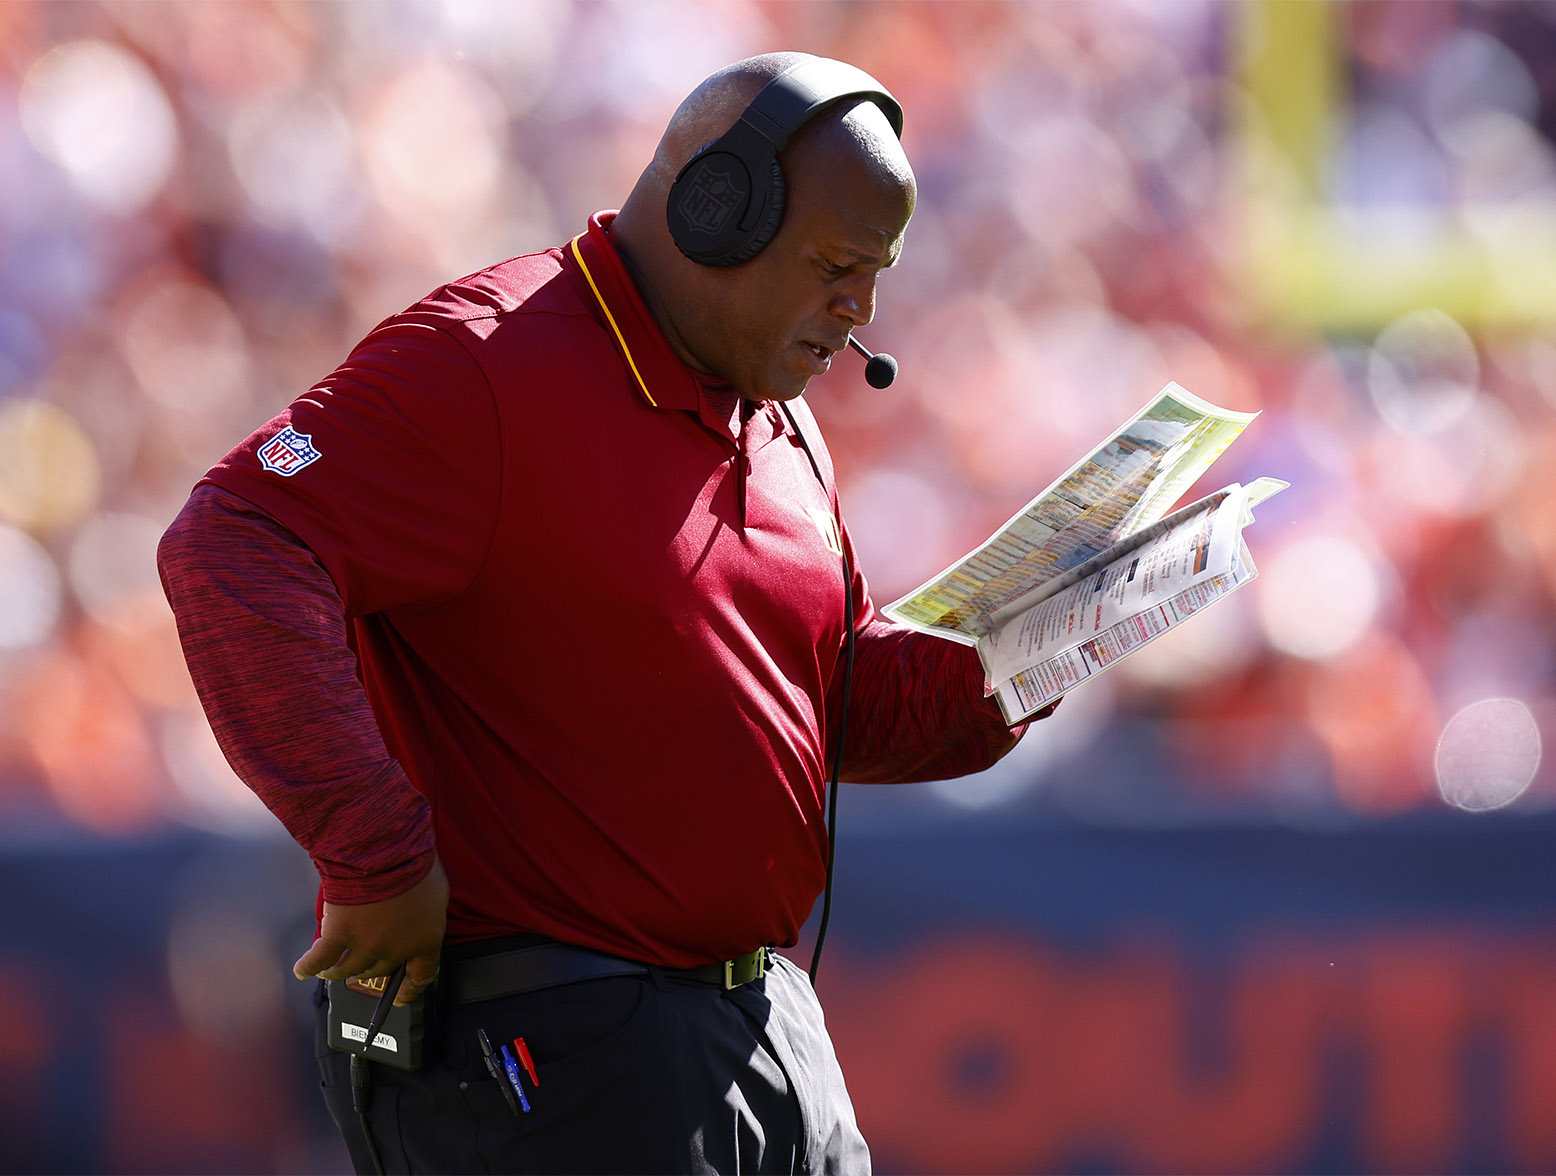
[{"x1": 513, "y1": 1037, "x2": 540, "y2": 1086}]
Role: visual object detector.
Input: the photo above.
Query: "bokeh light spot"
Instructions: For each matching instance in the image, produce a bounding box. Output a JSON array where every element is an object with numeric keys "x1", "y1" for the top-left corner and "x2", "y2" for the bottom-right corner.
[
  {"x1": 18, "y1": 40, "x2": 178, "y2": 214},
  {"x1": 365, "y1": 61, "x2": 502, "y2": 224},
  {"x1": 1258, "y1": 533, "x2": 1382, "y2": 660},
  {"x1": 845, "y1": 467, "x2": 954, "y2": 601},
  {"x1": 68, "y1": 512, "x2": 167, "y2": 625},
  {"x1": 114, "y1": 275, "x2": 251, "y2": 414},
  {"x1": 1435, "y1": 697, "x2": 1540, "y2": 813},
  {"x1": 227, "y1": 90, "x2": 355, "y2": 236},
  {"x1": 1367, "y1": 308, "x2": 1479, "y2": 435},
  {"x1": 0, "y1": 524, "x2": 62, "y2": 649},
  {"x1": 0, "y1": 400, "x2": 101, "y2": 532}
]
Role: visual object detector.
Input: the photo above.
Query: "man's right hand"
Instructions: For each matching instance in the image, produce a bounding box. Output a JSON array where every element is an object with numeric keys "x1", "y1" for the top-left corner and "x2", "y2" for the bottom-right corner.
[{"x1": 293, "y1": 854, "x2": 449, "y2": 1005}]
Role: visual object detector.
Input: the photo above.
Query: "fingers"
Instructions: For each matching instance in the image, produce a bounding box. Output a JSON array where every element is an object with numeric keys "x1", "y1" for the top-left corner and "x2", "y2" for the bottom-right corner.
[
  {"x1": 317, "y1": 949, "x2": 390, "y2": 982},
  {"x1": 395, "y1": 955, "x2": 440, "y2": 1006},
  {"x1": 293, "y1": 938, "x2": 397, "y2": 982},
  {"x1": 294, "y1": 936, "x2": 349, "y2": 980}
]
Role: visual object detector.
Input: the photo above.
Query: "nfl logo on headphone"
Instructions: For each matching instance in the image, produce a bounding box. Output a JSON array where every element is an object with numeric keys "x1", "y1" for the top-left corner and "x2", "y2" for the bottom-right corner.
[
  {"x1": 666, "y1": 58, "x2": 900, "y2": 269},
  {"x1": 676, "y1": 159, "x2": 747, "y2": 238}
]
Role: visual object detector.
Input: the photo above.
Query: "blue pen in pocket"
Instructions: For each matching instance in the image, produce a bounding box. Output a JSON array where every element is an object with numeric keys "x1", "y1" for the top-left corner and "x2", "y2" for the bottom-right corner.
[
  {"x1": 499, "y1": 1043, "x2": 532, "y2": 1113},
  {"x1": 476, "y1": 1028, "x2": 522, "y2": 1116}
]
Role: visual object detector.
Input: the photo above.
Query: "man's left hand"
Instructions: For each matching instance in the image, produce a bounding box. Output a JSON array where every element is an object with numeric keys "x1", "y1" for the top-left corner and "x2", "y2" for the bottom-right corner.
[{"x1": 293, "y1": 854, "x2": 449, "y2": 1005}]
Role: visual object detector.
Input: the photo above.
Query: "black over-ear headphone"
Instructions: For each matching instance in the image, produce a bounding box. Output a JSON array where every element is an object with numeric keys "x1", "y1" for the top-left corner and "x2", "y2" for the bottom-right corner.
[{"x1": 666, "y1": 58, "x2": 904, "y2": 268}]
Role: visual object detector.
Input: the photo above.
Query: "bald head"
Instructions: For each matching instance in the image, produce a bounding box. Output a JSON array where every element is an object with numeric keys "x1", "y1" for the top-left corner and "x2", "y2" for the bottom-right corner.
[
  {"x1": 653, "y1": 52, "x2": 814, "y2": 189},
  {"x1": 642, "y1": 53, "x2": 911, "y2": 201},
  {"x1": 612, "y1": 53, "x2": 916, "y2": 401}
]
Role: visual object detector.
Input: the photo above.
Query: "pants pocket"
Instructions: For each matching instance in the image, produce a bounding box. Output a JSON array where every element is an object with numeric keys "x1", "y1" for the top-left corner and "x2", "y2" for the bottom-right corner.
[
  {"x1": 450, "y1": 973, "x2": 651, "y2": 1079},
  {"x1": 452, "y1": 976, "x2": 688, "y2": 1174}
]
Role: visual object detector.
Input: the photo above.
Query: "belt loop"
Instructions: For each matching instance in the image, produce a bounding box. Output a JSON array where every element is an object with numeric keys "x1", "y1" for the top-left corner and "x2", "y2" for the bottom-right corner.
[{"x1": 646, "y1": 963, "x2": 669, "y2": 993}]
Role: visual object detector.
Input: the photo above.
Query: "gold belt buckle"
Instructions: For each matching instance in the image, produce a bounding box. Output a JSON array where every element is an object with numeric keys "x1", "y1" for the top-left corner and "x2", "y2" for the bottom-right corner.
[{"x1": 722, "y1": 947, "x2": 768, "y2": 990}]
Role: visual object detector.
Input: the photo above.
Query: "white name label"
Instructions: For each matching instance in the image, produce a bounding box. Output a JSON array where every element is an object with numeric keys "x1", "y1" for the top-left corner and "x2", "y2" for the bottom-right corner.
[{"x1": 341, "y1": 1022, "x2": 398, "y2": 1052}]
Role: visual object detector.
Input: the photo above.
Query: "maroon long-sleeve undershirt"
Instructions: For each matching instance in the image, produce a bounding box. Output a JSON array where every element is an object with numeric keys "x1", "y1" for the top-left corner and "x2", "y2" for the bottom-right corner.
[{"x1": 158, "y1": 483, "x2": 435, "y2": 904}]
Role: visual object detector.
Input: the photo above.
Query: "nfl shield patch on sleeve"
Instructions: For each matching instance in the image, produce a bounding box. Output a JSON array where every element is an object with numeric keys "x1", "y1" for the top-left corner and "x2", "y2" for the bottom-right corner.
[{"x1": 257, "y1": 425, "x2": 322, "y2": 476}]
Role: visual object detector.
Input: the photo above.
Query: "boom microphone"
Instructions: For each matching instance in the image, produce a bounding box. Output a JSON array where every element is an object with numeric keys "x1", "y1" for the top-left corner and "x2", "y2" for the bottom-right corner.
[{"x1": 846, "y1": 336, "x2": 898, "y2": 389}]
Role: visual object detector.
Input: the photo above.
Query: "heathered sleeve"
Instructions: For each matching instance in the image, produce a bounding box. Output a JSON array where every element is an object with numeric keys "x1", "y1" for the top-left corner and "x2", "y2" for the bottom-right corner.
[
  {"x1": 830, "y1": 515, "x2": 1035, "y2": 785},
  {"x1": 158, "y1": 484, "x2": 435, "y2": 903},
  {"x1": 778, "y1": 393, "x2": 1036, "y2": 784}
]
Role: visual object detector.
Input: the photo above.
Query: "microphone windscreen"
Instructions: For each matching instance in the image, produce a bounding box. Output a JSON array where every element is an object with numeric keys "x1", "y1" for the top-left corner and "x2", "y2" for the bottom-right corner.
[{"x1": 864, "y1": 352, "x2": 898, "y2": 389}]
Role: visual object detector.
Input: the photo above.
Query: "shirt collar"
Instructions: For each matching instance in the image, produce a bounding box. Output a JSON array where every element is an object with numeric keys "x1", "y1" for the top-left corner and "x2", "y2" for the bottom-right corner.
[
  {"x1": 567, "y1": 211, "x2": 795, "y2": 445},
  {"x1": 568, "y1": 210, "x2": 705, "y2": 412}
]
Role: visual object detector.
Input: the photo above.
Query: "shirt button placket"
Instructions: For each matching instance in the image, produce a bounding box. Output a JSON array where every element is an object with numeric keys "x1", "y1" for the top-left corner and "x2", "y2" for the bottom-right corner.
[{"x1": 736, "y1": 449, "x2": 752, "y2": 527}]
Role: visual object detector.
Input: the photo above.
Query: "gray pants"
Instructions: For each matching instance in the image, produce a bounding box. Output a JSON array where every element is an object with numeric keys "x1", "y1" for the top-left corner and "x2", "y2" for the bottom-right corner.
[{"x1": 316, "y1": 950, "x2": 870, "y2": 1174}]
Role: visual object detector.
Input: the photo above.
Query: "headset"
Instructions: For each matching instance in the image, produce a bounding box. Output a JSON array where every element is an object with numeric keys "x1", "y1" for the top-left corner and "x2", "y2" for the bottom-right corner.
[{"x1": 667, "y1": 58, "x2": 904, "y2": 268}]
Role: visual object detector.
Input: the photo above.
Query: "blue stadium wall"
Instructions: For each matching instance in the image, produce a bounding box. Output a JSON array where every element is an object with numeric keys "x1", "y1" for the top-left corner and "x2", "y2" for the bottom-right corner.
[{"x1": 2, "y1": 814, "x2": 1554, "y2": 1174}]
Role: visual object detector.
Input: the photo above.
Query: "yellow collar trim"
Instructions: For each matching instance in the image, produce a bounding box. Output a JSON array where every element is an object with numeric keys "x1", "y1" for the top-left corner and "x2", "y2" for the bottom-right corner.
[{"x1": 569, "y1": 234, "x2": 657, "y2": 408}]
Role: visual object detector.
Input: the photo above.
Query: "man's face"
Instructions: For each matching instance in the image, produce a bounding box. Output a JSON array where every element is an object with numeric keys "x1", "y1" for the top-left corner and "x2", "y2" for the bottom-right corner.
[{"x1": 686, "y1": 137, "x2": 915, "y2": 402}]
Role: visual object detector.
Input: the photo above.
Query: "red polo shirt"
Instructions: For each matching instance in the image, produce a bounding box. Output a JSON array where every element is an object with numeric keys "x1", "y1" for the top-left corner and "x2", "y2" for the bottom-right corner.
[{"x1": 195, "y1": 212, "x2": 1020, "y2": 966}]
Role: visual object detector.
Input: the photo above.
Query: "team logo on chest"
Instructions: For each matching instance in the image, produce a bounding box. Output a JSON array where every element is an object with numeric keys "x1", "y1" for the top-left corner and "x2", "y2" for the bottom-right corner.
[
  {"x1": 257, "y1": 425, "x2": 322, "y2": 476},
  {"x1": 804, "y1": 506, "x2": 844, "y2": 557}
]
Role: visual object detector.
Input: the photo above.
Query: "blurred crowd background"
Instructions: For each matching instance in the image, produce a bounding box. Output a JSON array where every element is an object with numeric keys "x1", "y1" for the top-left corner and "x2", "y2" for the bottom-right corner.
[{"x1": 4, "y1": 1, "x2": 1556, "y2": 1172}]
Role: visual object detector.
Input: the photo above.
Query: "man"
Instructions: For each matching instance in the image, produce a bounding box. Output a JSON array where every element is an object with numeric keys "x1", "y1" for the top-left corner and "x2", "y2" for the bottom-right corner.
[{"x1": 160, "y1": 52, "x2": 1045, "y2": 1174}]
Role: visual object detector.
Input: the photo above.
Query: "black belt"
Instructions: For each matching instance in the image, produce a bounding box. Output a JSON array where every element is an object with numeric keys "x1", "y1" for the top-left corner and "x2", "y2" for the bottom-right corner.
[{"x1": 446, "y1": 941, "x2": 772, "y2": 1004}]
